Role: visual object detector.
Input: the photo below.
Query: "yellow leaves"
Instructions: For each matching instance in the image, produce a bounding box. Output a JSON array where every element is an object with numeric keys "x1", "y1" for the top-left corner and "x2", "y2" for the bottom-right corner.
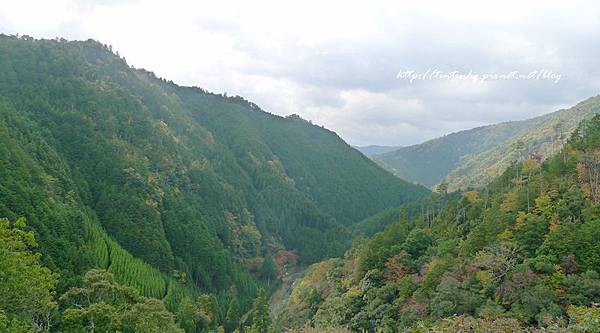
[
  {"x1": 157, "y1": 119, "x2": 169, "y2": 131},
  {"x1": 223, "y1": 210, "x2": 237, "y2": 226},
  {"x1": 553, "y1": 264, "x2": 563, "y2": 274},
  {"x1": 497, "y1": 229, "x2": 514, "y2": 242},
  {"x1": 522, "y1": 158, "x2": 540, "y2": 174},
  {"x1": 421, "y1": 257, "x2": 438, "y2": 276},
  {"x1": 463, "y1": 191, "x2": 480, "y2": 203},
  {"x1": 339, "y1": 276, "x2": 354, "y2": 291},
  {"x1": 144, "y1": 198, "x2": 158, "y2": 208},
  {"x1": 567, "y1": 305, "x2": 600, "y2": 329},
  {"x1": 474, "y1": 250, "x2": 489, "y2": 264},
  {"x1": 576, "y1": 162, "x2": 587, "y2": 184},
  {"x1": 500, "y1": 191, "x2": 519, "y2": 213},
  {"x1": 534, "y1": 194, "x2": 551, "y2": 214},
  {"x1": 345, "y1": 286, "x2": 362, "y2": 299},
  {"x1": 241, "y1": 224, "x2": 262, "y2": 243},
  {"x1": 515, "y1": 211, "x2": 527, "y2": 227},
  {"x1": 546, "y1": 188, "x2": 560, "y2": 200},
  {"x1": 290, "y1": 260, "x2": 335, "y2": 307},
  {"x1": 475, "y1": 270, "x2": 493, "y2": 285},
  {"x1": 548, "y1": 221, "x2": 559, "y2": 232},
  {"x1": 580, "y1": 182, "x2": 592, "y2": 200},
  {"x1": 14, "y1": 216, "x2": 27, "y2": 229}
]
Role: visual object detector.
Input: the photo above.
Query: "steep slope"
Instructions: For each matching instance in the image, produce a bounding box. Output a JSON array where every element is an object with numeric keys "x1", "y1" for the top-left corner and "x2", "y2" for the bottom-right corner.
[
  {"x1": 275, "y1": 115, "x2": 600, "y2": 333},
  {"x1": 375, "y1": 97, "x2": 600, "y2": 191},
  {"x1": 375, "y1": 118, "x2": 542, "y2": 187},
  {"x1": 0, "y1": 35, "x2": 428, "y2": 321},
  {"x1": 445, "y1": 97, "x2": 600, "y2": 191}
]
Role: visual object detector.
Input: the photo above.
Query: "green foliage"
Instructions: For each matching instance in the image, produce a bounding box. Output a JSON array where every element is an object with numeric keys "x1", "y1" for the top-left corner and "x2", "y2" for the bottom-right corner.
[
  {"x1": 277, "y1": 115, "x2": 600, "y2": 332},
  {"x1": 0, "y1": 217, "x2": 57, "y2": 331},
  {"x1": 259, "y1": 256, "x2": 278, "y2": 285},
  {"x1": 376, "y1": 118, "x2": 537, "y2": 188},
  {"x1": 176, "y1": 297, "x2": 210, "y2": 333},
  {"x1": 567, "y1": 305, "x2": 600, "y2": 332},
  {"x1": 0, "y1": 34, "x2": 429, "y2": 331},
  {"x1": 249, "y1": 289, "x2": 271, "y2": 333},
  {"x1": 164, "y1": 280, "x2": 201, "y2": 314},
  {"x1": 59, "y1": 269, "x2": 183, "y2": 332},
  {"x1": 224, "y1": 297, "x2": 242, "y2": 333},
  {"x1": 107, "y1": 238, "x2": 167, "y2": 299},
  {"x1": 121, "y1": 298, "x2": 183, "y2": 333},
  {"x1": 0, "y1": 309, "x2": 31, "y2": 333},
  {"x1": 376, "y1": 96, "x2": 600, "y2": 191},
  {"x1": 356, "y1": 220, "x2": 410, "y2": 279}
]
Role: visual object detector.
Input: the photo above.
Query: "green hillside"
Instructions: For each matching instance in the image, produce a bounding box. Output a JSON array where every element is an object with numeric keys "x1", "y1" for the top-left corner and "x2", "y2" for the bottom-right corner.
[
  {"x1": 0, "y1": 35, "x2": 427, "y2": 331},
  {"x1": 275, "y1": 114, "x2": 600, "y2": 333},
  {"x1": 445, "y1": 97, "x2": 600, "y2": 191},
  {"x1": 375, "y1": 98, "x2": 600, "y2": 191},
  {"x1": 374, "y1": 118, "x2": 542, "y2": 187}
]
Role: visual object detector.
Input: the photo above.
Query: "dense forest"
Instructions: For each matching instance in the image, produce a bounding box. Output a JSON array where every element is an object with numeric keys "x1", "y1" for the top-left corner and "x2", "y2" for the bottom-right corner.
[
  {"x1": 0, "y1": 35, "x2": 428, "y2": 332},
  {"x1": 3, "y1": 34, "x2": 600, "y2": 333},
  {"x1": 375, "y1": 97, "x2": 600, "y2": 191},
  {"x1": 275, "y1": 115, "x2": 600, "y2": 332}
]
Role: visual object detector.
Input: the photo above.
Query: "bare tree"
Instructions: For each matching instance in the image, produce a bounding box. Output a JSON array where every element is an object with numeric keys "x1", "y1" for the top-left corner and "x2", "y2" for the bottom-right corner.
[{"x1": 578, "y1": 151, "x2": 600, "y2": 204}]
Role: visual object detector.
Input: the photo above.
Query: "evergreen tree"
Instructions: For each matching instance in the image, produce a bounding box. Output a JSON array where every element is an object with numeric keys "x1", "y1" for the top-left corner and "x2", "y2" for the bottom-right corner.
[
  {"x1": 249, "y1": 289, "x2": 270, "y2": 333},
  {"x1": 259, "y1": 256, "x2": 278, "y2": 285}
]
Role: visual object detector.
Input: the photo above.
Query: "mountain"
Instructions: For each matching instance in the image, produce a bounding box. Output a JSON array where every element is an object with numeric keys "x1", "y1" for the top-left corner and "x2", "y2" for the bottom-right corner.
[
  {"x1": 274, "y1": 114, "x2": 600, "y2": 333},
  {"x1": 0, "y1": 35, "x2": 428, "y2": 329},
  {"x1": 374, "y1": 119, "x2": 541, "y2": 187},
  {"x1": 444, "y1": 97, "x2": 600, "y2": 191},
  {"x1": 375, "y1": 97, "x2": 600, "y2": 191},
  {"x1": 354, "y1": 145, "x2": 402, "y2": 156}
]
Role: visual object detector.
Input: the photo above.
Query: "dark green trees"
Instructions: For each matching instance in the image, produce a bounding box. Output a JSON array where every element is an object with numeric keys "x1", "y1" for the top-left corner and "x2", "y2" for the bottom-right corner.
[
  {"x1": 249, "y1": 289, "x2": 271, "y2": 333},
  {"x1": 259, "y1": 257, "x2": 278, "y2": 285},
  {"x1": 275, "y1": 115, "x2": 600, "y2": 332},
  {"x1": 0, "y1": 35, "x2": 428, "y2": 327},
  {"x1": 0, "y1": 218, "x2": 185, "y2": 332},
  {"x1": 175, "y1": 295, "x2": 219, "y2": 333}
]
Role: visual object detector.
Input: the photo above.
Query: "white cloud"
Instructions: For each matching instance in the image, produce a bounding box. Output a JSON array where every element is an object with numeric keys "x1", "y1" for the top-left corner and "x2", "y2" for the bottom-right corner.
[{"x1": 0, "y1": 0, "x2": 599, "y2": 145}]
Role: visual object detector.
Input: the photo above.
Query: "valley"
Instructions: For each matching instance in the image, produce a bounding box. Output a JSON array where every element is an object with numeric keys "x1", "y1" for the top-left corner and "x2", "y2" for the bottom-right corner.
[
  {"x1": 366, "y1": 97, "x2": 600, "y2": 192},
  {"x1": 1, "y1": 33, "x2": 599, "y2": 333}
]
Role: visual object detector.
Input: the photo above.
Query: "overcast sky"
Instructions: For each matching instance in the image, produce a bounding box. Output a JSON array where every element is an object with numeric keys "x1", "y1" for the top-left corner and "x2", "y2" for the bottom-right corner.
[{"x1": 1, "y1": 0, "x2": 599, "y2": 146}]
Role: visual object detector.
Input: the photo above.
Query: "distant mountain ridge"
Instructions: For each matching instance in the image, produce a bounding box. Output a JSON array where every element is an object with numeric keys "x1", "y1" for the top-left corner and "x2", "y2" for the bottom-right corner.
[
  {"x1": 374, "y1": 96, "x2": 600, "y2": 191},
  {"x1": 354, "y1": 145, "x2": 402, "y2": 156}
]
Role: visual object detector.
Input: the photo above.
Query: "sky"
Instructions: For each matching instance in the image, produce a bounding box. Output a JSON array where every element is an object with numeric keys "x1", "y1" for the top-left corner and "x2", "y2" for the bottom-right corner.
[{"x1": 1, "y1": 0, "x2": 599, "y2": 146}]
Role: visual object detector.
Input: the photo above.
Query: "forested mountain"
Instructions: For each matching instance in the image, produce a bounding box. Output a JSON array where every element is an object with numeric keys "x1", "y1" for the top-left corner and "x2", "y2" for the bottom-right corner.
[
  {"x1": 373, "y1": 119, "x2": 541, "y2": 187},
  {"x1": 0, "y1": 35, "x2": 428, "y2": 332},
  {"x1": 375, "y1": 97, "x2": 600, "y2": 191},
  {"x1": 444, "y1": 97, "x2": 600, "y2": 191},
  {"x1": 275, "y1": 115, "x2": 600, "y2": 332}
]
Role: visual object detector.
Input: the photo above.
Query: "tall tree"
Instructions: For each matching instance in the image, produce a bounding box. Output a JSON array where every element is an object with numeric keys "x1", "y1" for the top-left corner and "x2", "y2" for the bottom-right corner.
[
  {"x1": 249, "y1": 289, "x2": 270, "y2": 333},
  {"x1": 0, "y1": 218, "x2": 57, "y2": 332}
]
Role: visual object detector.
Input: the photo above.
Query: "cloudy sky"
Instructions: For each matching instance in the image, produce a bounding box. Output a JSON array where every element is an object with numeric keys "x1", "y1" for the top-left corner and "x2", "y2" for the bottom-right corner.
[{"x1": 1, "y1": 0, "x2": 599, "y2": 146}]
